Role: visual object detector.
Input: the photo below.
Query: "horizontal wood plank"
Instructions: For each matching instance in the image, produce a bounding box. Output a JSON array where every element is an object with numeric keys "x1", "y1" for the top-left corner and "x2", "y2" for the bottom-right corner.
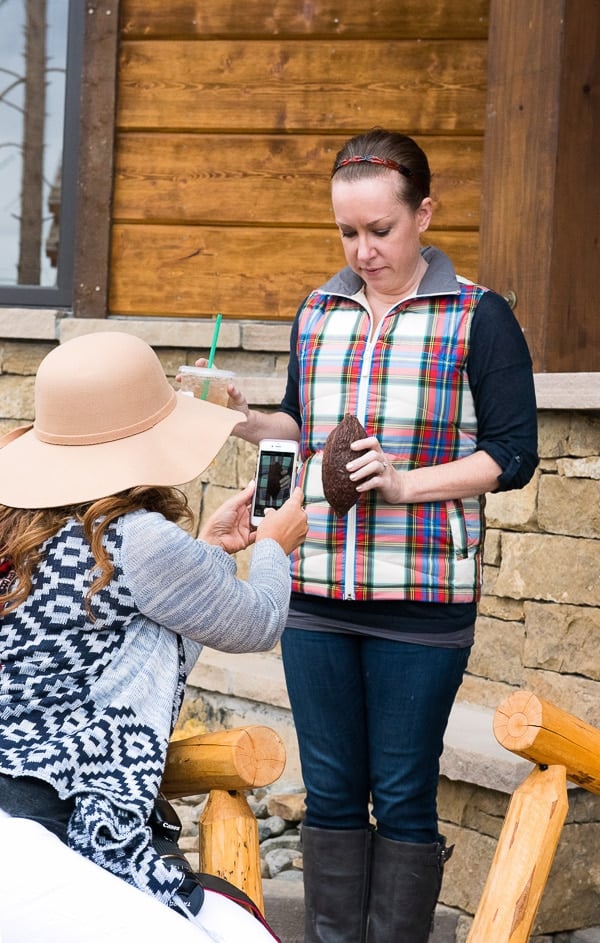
[
  {"x1": 120, "y1": 0, "x2": 489, "y2": 40},
  {"x1": 109, "y1": 223, "x2": 479, "y2": 318},
  {"x1": 113, "y1": 133, "x2": 482, "y2": 228},
  {"x1": 117, "y1": 40, "x2": 487, "y2": 133}
]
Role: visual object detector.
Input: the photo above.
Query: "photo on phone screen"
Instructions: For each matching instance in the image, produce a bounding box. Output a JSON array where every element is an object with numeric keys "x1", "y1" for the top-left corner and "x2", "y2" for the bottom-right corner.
[{"x1": 251, "y1": 440, "x2": 298, "y2": 525}]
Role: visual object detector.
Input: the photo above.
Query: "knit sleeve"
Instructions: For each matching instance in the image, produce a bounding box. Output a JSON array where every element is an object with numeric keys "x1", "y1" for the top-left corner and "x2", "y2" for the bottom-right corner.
[{"x1": 119, "y1": 511, "x2": 291, "y2": 653}]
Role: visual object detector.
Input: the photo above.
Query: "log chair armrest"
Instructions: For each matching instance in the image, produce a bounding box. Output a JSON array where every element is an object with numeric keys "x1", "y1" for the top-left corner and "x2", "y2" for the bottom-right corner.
[
  {"x1": 160, "y1": 724, "x2": 287, "y2": 914},
  {"x1": 493, "y1": 689, "x2": 600, "y2": 795},
  {"x1": 161, "y1": 724, "x2": 286, "y2": 799},
  {"x1": 466, "y1": 693, "x2": 600, "y2": 942}
]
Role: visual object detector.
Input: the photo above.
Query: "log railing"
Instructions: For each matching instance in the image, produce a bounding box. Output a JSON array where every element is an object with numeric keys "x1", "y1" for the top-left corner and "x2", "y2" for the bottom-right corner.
[
  {"x1": 467, "y1": 690, "x2": 600, "y2": 942},
  {"x1": 161, "y1": 724, "x2": 286, "y2": 914}
]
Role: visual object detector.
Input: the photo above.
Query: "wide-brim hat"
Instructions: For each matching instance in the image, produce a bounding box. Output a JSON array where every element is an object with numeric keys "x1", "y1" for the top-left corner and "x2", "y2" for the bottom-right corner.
[{"x1": 0, "y1": 331, "x2": 244, "y2": 509}]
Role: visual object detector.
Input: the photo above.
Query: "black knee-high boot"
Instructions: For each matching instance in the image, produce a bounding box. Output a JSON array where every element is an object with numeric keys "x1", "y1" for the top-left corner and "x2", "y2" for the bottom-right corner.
[
  {"x1": 366, "y1": 832, "x2": 453, "y2": 943},
  {"x1": 302, "y1": 825, "x2": 372, "y2": 943}
]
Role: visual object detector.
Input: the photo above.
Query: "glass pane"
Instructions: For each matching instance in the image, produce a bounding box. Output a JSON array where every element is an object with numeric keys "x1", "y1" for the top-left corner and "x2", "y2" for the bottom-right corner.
[{"x1": 0, "y1": 0, "x2": 68, "y2": 287}]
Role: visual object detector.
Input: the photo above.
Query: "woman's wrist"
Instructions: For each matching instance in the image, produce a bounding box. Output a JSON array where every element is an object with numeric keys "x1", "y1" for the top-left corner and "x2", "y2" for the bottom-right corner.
[
  {"x1": 383, "y1": 466, "x2": 409, "y2": 504},
  {"x1": 231, "y1": 409, "x2": 258, "y2": 443}
]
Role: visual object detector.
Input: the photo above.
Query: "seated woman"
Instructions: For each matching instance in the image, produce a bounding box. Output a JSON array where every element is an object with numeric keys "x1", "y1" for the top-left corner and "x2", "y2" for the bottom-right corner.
[{"x1": 0, "y1": 331, "x2": 307, "y2": 943}]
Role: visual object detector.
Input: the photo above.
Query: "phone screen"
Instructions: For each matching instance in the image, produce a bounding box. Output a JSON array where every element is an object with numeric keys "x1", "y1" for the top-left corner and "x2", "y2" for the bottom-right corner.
[{"x1": 252, "y1": 448, "x2": 297, "y2": 520}]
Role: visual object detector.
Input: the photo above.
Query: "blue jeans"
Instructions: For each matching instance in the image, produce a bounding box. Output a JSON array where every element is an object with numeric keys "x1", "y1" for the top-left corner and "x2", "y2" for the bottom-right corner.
[{"x1": 281, "y1": 628, "x2": 470, "y2": 843}]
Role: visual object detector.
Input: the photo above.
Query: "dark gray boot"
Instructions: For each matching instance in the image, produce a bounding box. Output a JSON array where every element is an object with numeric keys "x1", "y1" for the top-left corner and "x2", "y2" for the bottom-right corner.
[
  {"x1": 366, "y1": 832, "x2": 453, "y2": 943},
  {"x1": 302, "y1": 825, "x2": 372, "y2": 943}
]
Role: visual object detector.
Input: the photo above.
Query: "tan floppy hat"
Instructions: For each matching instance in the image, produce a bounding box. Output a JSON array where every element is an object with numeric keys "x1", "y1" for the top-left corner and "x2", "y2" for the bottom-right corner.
[{"x1": 0, "y1": 331, "x2": 244, "y2": 509}]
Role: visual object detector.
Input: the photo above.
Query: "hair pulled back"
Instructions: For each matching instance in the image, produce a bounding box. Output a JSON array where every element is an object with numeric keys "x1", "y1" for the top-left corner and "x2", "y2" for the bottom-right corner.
[{"x1": 331, "y1": 128, "x2": 431, "y2": 211}]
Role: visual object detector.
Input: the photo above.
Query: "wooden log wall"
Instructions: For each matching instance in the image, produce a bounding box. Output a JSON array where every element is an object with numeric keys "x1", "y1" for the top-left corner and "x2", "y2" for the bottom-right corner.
[{"x1": 111, "y1": 0, "x2": 489, "y2": 320}]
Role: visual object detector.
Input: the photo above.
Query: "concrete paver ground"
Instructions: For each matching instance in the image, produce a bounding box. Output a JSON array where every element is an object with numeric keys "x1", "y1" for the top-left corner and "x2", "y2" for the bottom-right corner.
[{"x1": 263, "y1": 878, "x2": 304, "y2": 943}]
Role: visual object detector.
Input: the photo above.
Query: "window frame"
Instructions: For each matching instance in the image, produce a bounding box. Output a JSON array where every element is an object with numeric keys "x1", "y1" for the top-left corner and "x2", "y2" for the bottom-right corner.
[{"x1": 0, "y1": 0, "x2": 85, "y2": 309}]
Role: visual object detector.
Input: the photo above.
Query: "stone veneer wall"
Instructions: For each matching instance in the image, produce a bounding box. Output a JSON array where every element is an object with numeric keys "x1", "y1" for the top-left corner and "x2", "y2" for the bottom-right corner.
[{"x1": 1, "y1": 313, "x2": 599, "y2": 935}]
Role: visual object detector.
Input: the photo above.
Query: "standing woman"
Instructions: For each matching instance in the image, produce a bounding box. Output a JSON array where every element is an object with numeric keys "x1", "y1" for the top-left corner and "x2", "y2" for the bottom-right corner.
[{"x1": 214, "y1": 128, "x2": 539, "y2": 942}]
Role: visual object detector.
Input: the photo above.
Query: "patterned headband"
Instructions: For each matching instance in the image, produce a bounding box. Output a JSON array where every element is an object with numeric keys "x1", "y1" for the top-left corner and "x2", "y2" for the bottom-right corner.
[{"x1": 331, "y1": 155, "x2": 413, "y2": 178}]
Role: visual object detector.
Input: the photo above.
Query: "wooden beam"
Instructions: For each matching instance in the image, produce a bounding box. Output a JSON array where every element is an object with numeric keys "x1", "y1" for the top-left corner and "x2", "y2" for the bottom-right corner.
[
  {"x1": 109, "y1": 224, "x2": 479, "y2": 318},
  {"x1": 467, "y1": 764, "x2": 568, "y2": 943},
  {"x1": 72, "y1": 0, "x2": 120, "y2": 318},
  {"x1": 113, "y1": 133, "x2": 482, "y2": 229},
  {"x1": 200, "y1": 789, "x2": 266, "y2": 914},
  {"x1": 161, "y1": 725, "x2": 286, "y2": 799},
  {"x1": 117, "y1": 39, "x2": 487, "y2": 135},
  {"x1": 493, "y1": 690, "x2": 600, "y2": 795},
  {"x1": 120, "y1": 0, "x2": 490, "y2": 41},
  {"x1": 478, "y1": 0, "x2": 600, "y2": 371}
]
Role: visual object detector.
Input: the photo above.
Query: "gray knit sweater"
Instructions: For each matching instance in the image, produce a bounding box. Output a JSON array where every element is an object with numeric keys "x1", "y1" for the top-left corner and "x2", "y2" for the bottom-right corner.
[{"x1": 0, "y1": 509, "x2": 291, "y2": 912}]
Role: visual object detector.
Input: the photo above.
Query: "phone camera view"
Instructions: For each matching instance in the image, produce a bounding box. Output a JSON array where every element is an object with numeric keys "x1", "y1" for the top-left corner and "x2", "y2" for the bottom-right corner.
[{"x1": 254, "y1": 451, "x2": 295, "y2": 518}]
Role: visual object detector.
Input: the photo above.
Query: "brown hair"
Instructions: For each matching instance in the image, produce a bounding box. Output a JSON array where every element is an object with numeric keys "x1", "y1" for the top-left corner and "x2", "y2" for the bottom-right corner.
[
  {"x1": 331, "y1": 128, "x2": 431, "y2": 211},
  {"x1": 0, "y1": 486, "x2": 193, "y2": 618}
]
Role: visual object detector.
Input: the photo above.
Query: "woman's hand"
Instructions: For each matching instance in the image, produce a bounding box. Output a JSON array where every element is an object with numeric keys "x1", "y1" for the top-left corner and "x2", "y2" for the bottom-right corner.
[
  {"x1": 191, "y1": 357, "x2": 250, "y2": 420},
  {"x1": 199, "y1": 481, "x2": 257, "y2": 554},
  {"x1": 177, "y1": 358, "x2": 300, "y2": 446},
  {"x1": 346, "y1": 435, "x2": 400, "y2": 503},
  {"x1": 255, "y1": 487, "x2": 309, "y2": 555}
]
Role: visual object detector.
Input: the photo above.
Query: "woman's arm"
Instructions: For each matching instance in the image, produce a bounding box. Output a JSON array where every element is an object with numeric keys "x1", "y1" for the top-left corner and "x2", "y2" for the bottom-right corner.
[
  {"x1": 227, "y1": 397, "x2": 300, "y2": 445},
  {"x1": 122, "y1": 503, "x2": 306, "y2": 653},
  {"x1": 347, "y1": 291, "x2": 538, "y2": 503},
  {"x1": 349, "y1": 446, "x2": 503, "y2": 503}
]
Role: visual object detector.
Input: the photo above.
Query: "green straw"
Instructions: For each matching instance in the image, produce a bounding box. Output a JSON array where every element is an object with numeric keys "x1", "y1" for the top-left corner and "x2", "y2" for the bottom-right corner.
[
  {"x1": 207, "y1": 313, "x2": 222, "y2": 368},
  {"x1": 201, "y1": 314, "x2": 223, "y2": 399}
]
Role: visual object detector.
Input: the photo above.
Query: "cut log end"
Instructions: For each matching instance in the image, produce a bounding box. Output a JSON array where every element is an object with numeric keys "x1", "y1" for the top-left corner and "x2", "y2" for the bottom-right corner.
[{"x1": 493, "y1": 690, "x2": 543, "y2": 751}]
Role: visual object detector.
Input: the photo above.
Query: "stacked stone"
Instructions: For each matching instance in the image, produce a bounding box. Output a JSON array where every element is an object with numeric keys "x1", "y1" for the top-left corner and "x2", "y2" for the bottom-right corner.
[
  {"x1": 173, "y1": 788, "x2": 305, "y2": 882},
  {"x1": 469, "y1": 411, "x2": 600, "y2": 729}
]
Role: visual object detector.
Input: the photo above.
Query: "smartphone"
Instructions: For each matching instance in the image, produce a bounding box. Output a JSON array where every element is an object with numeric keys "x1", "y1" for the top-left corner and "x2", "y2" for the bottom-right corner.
[{"x1": 250, "y1": 438, "x2": 300, "y2": 527}]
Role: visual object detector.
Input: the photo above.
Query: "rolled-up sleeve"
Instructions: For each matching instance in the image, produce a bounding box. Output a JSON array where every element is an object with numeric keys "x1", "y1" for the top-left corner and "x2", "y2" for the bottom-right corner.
[{"x1": 468, "y1": 291, "x2": 539, "y2": 491}]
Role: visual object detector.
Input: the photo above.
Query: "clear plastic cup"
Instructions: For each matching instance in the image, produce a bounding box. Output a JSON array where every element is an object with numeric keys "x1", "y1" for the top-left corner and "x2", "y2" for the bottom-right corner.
[{"x1": 178, "y1": 366, "x2": 235, "y2": 407}]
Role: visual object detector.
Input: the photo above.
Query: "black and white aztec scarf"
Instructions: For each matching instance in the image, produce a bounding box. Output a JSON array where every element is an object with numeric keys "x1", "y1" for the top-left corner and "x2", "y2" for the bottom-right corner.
[{"x1": 0, "y1": 519, "x2": 189, "y2": 913}]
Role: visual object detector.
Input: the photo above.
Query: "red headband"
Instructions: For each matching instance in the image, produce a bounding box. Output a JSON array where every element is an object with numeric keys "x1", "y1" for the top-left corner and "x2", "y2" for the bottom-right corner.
[{"x1": 332, "y1": 155, "x2": 412, "y2": 177}]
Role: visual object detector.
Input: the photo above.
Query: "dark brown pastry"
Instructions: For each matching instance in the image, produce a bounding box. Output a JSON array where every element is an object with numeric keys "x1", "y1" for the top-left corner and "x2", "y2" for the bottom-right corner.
[{"x1": 322, "y1": 414, "x2": 370, "y2": 516}]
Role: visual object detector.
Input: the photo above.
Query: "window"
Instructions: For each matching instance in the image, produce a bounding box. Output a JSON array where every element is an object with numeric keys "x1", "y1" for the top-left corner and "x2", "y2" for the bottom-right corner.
[{"x1": 0, "y1": 0, "x2": 83, "y2": 307}]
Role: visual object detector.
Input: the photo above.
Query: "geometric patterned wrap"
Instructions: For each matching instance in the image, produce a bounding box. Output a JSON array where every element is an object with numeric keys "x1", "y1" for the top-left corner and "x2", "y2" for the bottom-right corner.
[{"x1": 0, "y1": 516, "x2": 189, "y2": 912}]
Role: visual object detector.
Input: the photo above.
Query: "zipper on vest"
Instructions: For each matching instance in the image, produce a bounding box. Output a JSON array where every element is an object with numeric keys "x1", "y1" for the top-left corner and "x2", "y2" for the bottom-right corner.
[
  {"x1": 344, "y1": 505, "x2": 358, "y2": 599},
  {"x1": 342, "y1": 324, "x2": 380, "y2": 601}
]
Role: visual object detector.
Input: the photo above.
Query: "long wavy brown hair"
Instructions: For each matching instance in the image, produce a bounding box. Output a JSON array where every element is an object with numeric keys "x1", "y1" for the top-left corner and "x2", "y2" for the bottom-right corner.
[{"x1": 0, "y1": 486, "x2": 194, "y2": 618}]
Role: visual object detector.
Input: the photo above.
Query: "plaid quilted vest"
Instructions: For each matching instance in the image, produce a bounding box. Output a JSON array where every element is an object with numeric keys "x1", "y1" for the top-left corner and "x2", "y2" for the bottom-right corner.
[{"x1": 291, "y1": 269, "x2": 487, "y2": 603}]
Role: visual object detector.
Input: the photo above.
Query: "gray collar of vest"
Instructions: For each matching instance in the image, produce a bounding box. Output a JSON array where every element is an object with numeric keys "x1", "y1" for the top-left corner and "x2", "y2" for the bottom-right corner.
[{"x1": 317, "y1": 244, "x2": 461, "y2": 298}]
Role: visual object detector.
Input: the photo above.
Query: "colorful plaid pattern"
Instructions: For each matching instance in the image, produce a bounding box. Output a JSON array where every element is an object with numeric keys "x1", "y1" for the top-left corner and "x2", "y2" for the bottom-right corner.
[{"x1": 291, "y1": 280, "x2": 487, "y2": 603}]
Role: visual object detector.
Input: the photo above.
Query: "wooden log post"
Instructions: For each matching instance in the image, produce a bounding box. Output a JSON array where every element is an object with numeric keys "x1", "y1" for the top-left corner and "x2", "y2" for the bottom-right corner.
[
  {"x1": 200, "y1": 788, "x2": 265, "y2": 913},
  {"x1": 466, "y1": 764, "x2": 568, "y2": 943},
  {"x1": 161, "y1": 725, "x2": 286, "y2": 914},
  {"x1": 162, "y1": 725, "x2": 286, "y2": 799}
]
